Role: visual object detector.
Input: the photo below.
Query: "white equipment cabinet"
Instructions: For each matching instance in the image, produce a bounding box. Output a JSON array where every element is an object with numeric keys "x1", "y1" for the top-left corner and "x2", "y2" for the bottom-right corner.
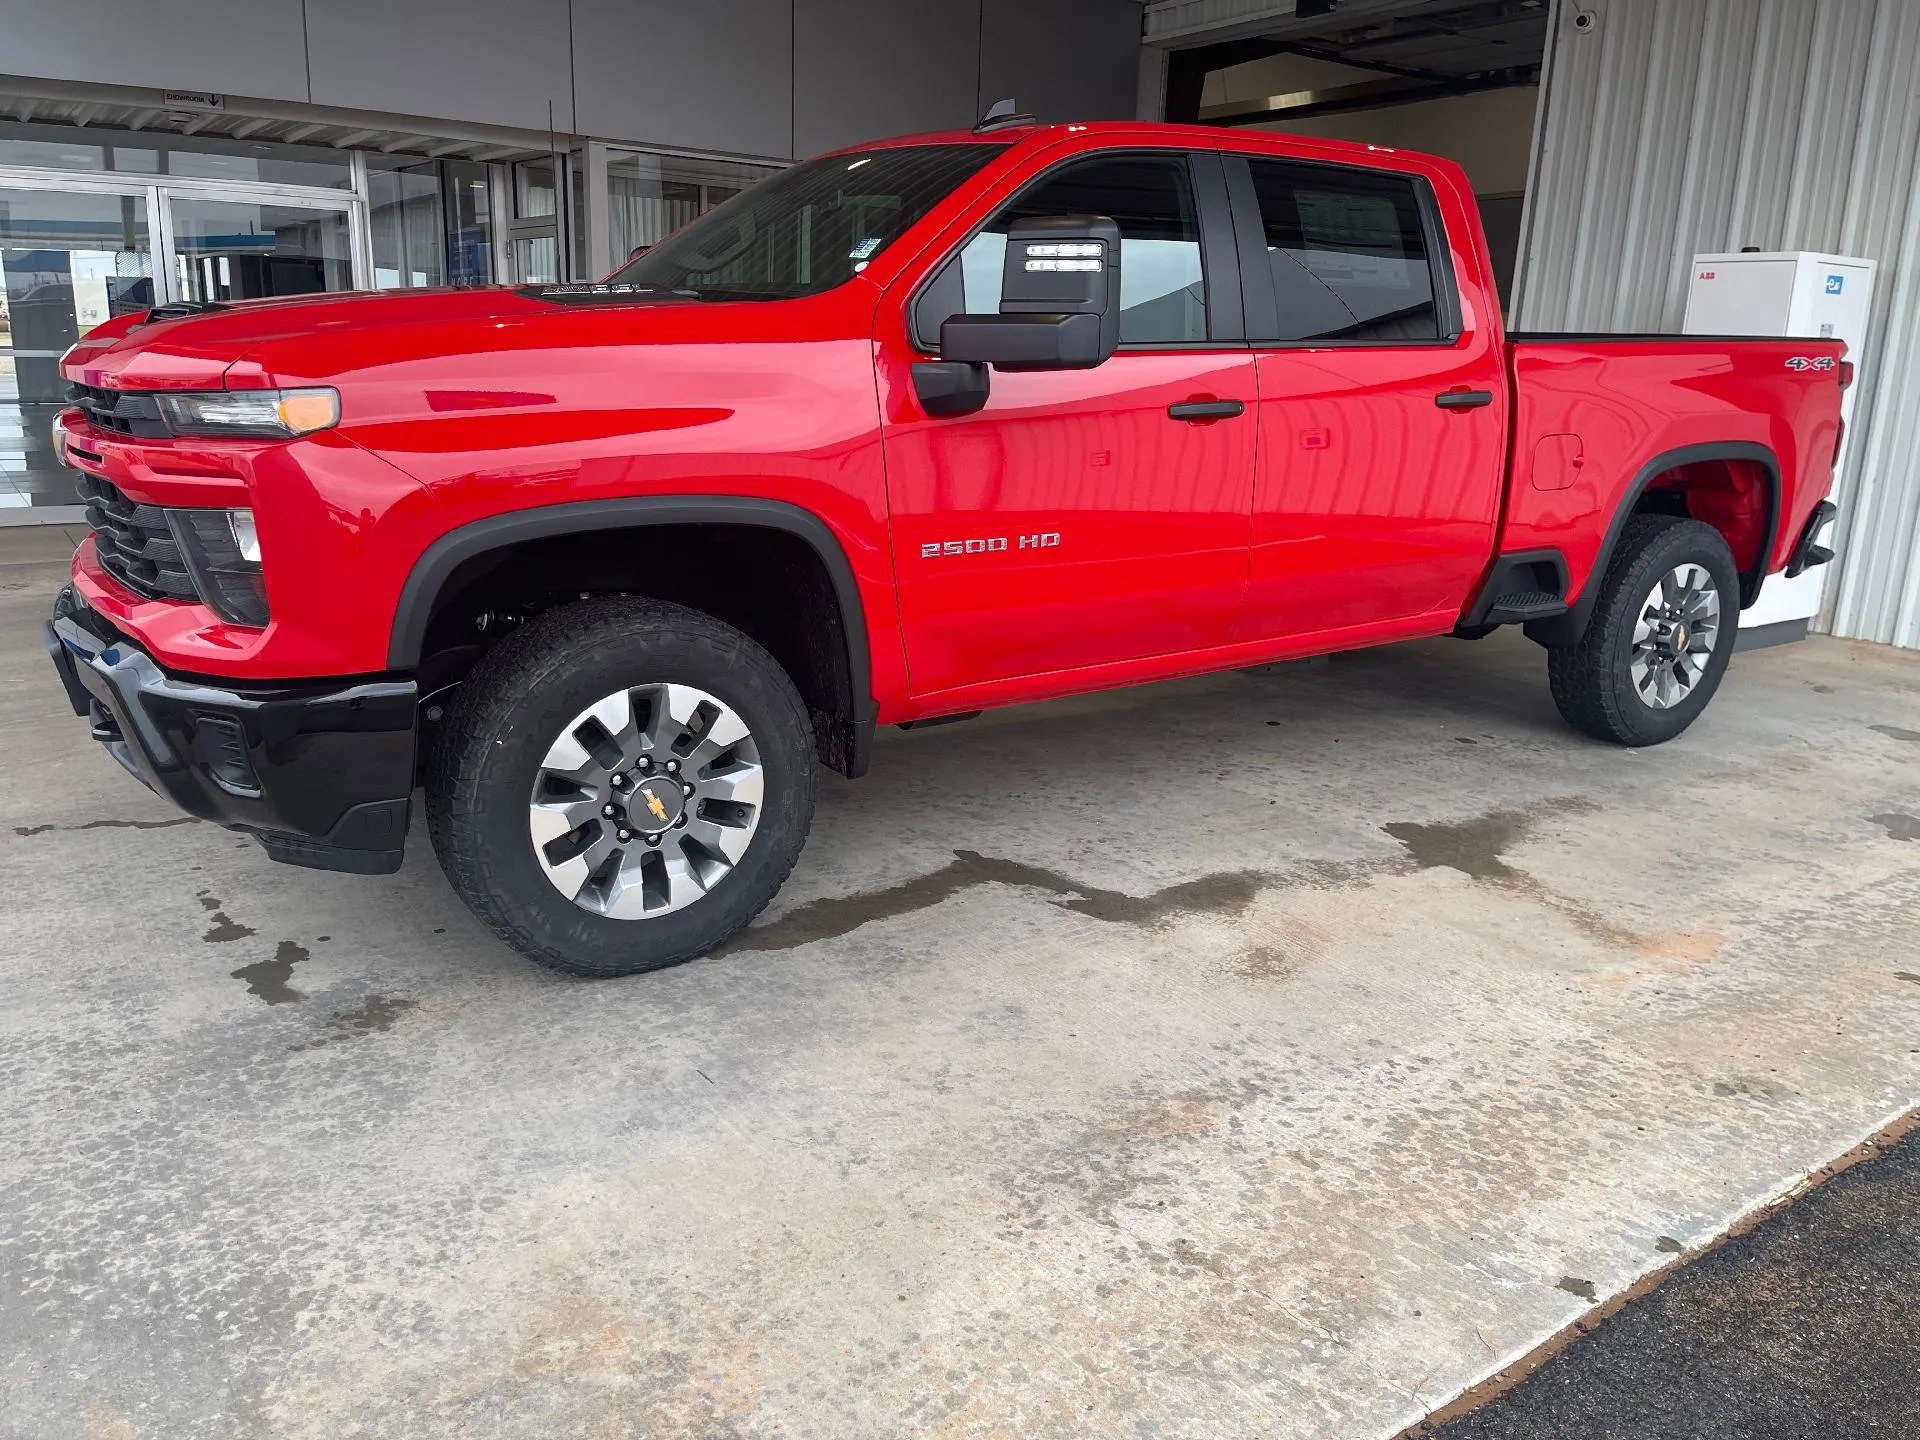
[{"x1": 1682, "y1": 251, "x2": 1874, "y2": 633}]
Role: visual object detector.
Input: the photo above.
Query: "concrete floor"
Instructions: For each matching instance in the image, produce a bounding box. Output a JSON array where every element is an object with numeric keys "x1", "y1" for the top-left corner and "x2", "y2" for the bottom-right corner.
[{"x1": 4, "y1": 526, "x2": 1919, "y2": 1439}]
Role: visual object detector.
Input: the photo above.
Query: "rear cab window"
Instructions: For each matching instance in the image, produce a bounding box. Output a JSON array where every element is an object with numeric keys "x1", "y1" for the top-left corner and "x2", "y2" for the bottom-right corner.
[{"x1": 1243, "y1": 158, "x2": 1446, "y2": 344}]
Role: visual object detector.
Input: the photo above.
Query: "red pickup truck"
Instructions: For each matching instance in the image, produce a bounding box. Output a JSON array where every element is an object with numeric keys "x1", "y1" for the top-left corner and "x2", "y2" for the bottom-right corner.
[{"x1": 45, "y1": 117, "x2": 1846, "y2": 977}]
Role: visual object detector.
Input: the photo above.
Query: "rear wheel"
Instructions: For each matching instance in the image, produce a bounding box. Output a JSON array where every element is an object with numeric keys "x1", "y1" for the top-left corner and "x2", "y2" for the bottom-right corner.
[
  {"x1": 427, "y1": 597, "x2": 816, "y2": 976},
  {"x1": 1547, "y1": 515, "x2": 1741, "y2": 746}
]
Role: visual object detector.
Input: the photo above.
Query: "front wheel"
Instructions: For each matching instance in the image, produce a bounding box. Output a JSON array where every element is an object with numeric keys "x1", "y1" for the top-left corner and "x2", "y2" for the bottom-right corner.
[
  {"x1": 1547, "y1": 515, "x2": 1741, "y2": 746},
  {"x1": 427, "y1": 597, "x2": 817, "y2": 977}
]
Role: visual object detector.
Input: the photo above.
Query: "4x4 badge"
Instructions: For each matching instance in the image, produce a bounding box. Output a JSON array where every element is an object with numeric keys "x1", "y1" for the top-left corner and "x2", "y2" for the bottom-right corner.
[{"x1": 1785, "y1": 356, "x2": 1836, "y2": 371}]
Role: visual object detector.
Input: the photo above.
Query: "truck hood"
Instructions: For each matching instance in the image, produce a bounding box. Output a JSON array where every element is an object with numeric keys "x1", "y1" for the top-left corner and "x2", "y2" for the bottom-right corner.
[{"x1": 61, "y1": 286, "x2": 709, "y2": 393}]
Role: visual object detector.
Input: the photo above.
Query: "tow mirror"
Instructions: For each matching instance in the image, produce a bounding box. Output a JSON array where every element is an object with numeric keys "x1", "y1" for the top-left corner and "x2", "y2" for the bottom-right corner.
[{"x1": 941, "y1": 215, "x2": 1121, "y2": 371}]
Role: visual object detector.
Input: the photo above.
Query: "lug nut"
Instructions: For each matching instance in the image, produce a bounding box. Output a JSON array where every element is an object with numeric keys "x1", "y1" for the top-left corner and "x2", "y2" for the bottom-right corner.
[
  {"x1": 610, "y1": 773, "x2": 627, "y2": 789},
  {"x1": 617, "y1": 828, "x2": 633, "y2": 842},
  {"x1": 682, "y1": 782, "x2": 695, "y2": 797},
  {"x1": 673, "y1": 813, "x2": 689, "y2": 828},
  {"x1": 602, "y1": 803, "x2": 618, "y2": 817},
  {"x1": 644, "y1": 834, "x2": 661, "y2": 847},
  {"x1": 636, "y1": 756, "x2": 652, "y2": 771},
  {"x1": 664, "y1": 759, "x2": 680, "y2": 774}
]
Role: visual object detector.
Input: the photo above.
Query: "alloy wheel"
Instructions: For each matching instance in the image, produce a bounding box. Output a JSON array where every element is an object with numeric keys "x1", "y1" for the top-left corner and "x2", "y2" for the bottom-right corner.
[
  {"x1": 527, "y1": 683, "x2": 764, "y2": 917},
  {"x1": 1629, "y1": 563, "x2": 1722, "y2": 709}
]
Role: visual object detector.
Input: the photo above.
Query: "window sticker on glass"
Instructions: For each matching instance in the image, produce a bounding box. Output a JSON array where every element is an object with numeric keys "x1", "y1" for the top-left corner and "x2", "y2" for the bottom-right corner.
[{"x1": 849, "y1": 236, "x2": 885, "y2": 260}]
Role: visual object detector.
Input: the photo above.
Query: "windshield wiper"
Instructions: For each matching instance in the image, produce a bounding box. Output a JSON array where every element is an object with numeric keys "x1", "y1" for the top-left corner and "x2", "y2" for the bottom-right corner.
[{"x1": 520, "y1": 282, "x2": 705, "y2": 304}]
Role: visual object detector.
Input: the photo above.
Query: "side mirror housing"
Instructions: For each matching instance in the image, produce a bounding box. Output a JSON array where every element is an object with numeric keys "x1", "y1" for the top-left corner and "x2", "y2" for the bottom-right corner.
[{"x1": 939, "y1": 215, "x2": 1120, "y2": 372}]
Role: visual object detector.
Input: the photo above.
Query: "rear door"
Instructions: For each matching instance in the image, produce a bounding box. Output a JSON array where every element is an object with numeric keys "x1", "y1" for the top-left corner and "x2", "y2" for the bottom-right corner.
[
  {"x1": 1223, "y1": 150, "x2": 1508, "y2": 643},
  {"x1": 879, "y1": 147, "x2": 1257, "y2": 698}
]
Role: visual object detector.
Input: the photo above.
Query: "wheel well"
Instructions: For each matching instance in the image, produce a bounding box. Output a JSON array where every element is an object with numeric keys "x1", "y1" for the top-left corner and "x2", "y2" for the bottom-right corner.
[
  {"x1": 1632, "y1": 456, "x2": 1773, "y2": 588},
  {"x1": 413, "y1": 522, "x2": 864, "y2": 775}
]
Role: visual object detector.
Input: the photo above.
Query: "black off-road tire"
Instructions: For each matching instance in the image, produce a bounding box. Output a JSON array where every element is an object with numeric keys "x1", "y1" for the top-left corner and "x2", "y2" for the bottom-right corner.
[
  {"x1": 426, "y1": 597, "x2": 816, "y2": 977},
  {"x1": 1547, "y1": 515, "x2": 1742, "y2": 746}
]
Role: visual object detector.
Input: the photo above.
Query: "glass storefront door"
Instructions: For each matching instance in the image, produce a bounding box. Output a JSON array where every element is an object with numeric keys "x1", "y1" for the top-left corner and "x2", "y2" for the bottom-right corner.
[
  {"x1": 0, "y1": 177, "x2": 360, "y2": 514},
  {"x1": 0, "y1": 187, "x2": 154, "y2": 511},
  {"x1": 165, "y1": 194, "x2": 354, "y2": 303}
]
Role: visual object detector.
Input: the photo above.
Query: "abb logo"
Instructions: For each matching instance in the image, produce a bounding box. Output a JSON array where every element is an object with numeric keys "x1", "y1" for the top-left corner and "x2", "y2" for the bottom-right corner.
[{"x1": 1699, "y1": 270, "x2": 1716, "y2": 280}]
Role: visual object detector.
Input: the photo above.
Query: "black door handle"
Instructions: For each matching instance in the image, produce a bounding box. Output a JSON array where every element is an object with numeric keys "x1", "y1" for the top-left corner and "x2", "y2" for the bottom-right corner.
[
  {"x1": 1167, "y1": 399, "x2": 1246, "y2": 421},
  {"x1": 1435, "y1": 389, "x2": 1494, "y2": 410}
]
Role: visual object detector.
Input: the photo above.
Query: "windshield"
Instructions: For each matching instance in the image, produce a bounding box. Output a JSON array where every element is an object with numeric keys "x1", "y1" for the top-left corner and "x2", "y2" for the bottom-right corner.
[{"x1": 605, "y1": 143, "x2": 1008, "y2": 301}]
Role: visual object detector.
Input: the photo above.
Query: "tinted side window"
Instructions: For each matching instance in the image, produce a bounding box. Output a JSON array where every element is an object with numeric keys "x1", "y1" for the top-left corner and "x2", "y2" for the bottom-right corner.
[
  {"x1": 1245, "y1": 159, "x2": 1440, "y2": 343},
  {"x1": 955, "y1": 154, "x2": 1209, "y2": 345}
]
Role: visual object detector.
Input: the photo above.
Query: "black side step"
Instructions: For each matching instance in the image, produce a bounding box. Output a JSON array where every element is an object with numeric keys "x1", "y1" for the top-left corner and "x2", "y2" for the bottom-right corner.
[{"x1": 1462, "y1": 549, "x2": 1572, "y2": 628}]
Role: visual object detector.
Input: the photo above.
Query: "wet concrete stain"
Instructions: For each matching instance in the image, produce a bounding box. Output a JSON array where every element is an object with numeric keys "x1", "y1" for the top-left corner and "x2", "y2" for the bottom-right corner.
[
  {"x1": 299, "y1": 994, "x2": 418, "y2": 1050},
  {"x1": 1380, "y1": 799, "x2": 1640, "y2": 947},
  {"x1": 197, "y1": 891, "x2": 256, "y2": 943},
  {"x1": 721, "y1": 849, "x2": 1275, "y2": 955},
  {"x1": 12, "y1": 816, "x2": 198, "y2": 837},
  {"x1": 1869, "y1": 813, "x2": 1920, "y2": 842},
  {"x1": 1558, "y1": 1276, "x2": 1598, "y2": 1302},
  {"x1": 232, "y1": 941, "x2": 309, "y2": 1004},
  {"x1": 1894, "y1": 972, "x2": 1920, "y2": 985},
  {"x1": 1869, "y1": 724, "x2": 1920, "y2": 743},
  {"x1": 1383, "y1": 809, "x2": 1543, "y2": 883},
  {"x1": 1656, "y1": 1236, "x2": 1686, "y2": 1254}
]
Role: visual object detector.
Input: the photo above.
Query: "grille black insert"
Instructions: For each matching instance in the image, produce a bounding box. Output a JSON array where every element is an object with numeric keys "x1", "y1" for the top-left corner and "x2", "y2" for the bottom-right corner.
[
  {"x1": 67, "y1": 383, "x2": 170, "y2": 439},
  {"x1": 75, "y1": 472, "x2": 200, "y2": 603}
]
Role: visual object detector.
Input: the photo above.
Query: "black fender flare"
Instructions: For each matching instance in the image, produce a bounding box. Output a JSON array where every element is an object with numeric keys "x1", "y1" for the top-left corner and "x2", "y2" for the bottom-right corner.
[
  {"x1": 387, "y1": 495, "x2": 877, "y2": 773},
  {"x1": 1524, "y1": 441, "x2": 1780, "y2": 649}
]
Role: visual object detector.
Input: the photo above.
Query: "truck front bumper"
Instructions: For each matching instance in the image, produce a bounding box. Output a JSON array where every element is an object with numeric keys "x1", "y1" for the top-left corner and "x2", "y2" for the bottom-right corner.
[{"x1": 45, "y1": 587, "x2": 417, "y2": 874}]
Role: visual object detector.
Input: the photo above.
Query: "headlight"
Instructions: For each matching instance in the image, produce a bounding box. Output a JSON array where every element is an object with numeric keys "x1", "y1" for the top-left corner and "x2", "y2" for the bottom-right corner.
[
  {"x1": 168, "y1": 508, "x2": 269, "y2": 627},
  {"x1": 155, "y1": 388, "x2": 339, "y2": 439}
]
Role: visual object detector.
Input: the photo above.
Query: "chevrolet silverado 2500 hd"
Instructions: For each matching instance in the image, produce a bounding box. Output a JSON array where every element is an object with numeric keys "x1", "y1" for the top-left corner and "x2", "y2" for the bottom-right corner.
[{"x1": 44, "y1": 116, "x2": 1847, "y2": 976}]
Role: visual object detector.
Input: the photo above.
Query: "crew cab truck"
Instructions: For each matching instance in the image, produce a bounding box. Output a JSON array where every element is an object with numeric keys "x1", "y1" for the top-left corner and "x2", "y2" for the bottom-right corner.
[{"x1": 44, "y1": 115, "x2": 1846, "y2": 977}]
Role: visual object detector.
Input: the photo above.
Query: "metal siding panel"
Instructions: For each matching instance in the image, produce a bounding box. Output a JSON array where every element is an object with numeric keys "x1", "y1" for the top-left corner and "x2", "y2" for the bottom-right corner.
[
  {"x1": 1519, "y1": 0, "x2": 1920, "y2": 646},
  {"x1": 1726, "y1": 0, "x2": 1817, "y2": 252},
  {"x1": 793, "y1": 0, "x2": 983, "y2": 156},
  {"x1": 1659, "y1": 0, "x2": 1759, "y2": 321},
  {"x1": 572, "y1": 0, "x2": 796, "y2": 159},
  {"x1": 979, "y1": 0, "x2": 1145, "y2": 123},
  {"x1": 1609, "y1": 0, "x2": 1707, "y2": 329},
  {"x1": 306, "y1": 0, "x2": 574, "y2": 133},
  {"x1": 0, "y1": 0, "x2": 311, "y2": 100}
]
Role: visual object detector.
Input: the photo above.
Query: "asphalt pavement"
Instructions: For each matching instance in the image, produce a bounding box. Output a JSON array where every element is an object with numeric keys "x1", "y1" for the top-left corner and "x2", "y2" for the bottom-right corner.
[{"x1": 1429, "y1": 1120, "x2": 1920, "y2": 1438}]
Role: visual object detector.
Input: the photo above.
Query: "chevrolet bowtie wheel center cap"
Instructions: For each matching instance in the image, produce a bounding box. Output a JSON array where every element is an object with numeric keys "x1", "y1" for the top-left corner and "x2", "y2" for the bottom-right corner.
[{"x1": 527, "y1": 682, "x2": 766, "y2": 920}]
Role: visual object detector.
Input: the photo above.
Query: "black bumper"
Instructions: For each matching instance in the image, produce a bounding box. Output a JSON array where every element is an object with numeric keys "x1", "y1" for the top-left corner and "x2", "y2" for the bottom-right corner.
[{"x1": 45, "y1": 593, "x2": 417, "y2": 874}]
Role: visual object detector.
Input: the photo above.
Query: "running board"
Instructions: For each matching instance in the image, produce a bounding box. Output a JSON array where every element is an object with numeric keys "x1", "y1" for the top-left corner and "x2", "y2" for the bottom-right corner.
[{"x1": 1462, "y1": 550, "x2": 1572, "y2": 628}]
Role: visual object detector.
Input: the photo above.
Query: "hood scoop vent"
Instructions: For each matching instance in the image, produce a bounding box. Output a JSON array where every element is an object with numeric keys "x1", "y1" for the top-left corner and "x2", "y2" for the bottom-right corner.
[{"x1": 137, "y1": 300, "x2": 230, "y2": 328}]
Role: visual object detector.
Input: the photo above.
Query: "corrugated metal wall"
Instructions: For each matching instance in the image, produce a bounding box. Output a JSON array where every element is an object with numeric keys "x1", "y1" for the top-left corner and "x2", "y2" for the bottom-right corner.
[{"x1": 1515, "y1": 0, "x2": 1920, "y2": 647}]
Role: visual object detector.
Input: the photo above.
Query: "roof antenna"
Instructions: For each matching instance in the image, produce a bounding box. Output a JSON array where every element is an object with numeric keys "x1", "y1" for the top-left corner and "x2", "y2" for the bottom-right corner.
[{"x1": 974, "y1": 97, "x2": 1037, "y2": 133}]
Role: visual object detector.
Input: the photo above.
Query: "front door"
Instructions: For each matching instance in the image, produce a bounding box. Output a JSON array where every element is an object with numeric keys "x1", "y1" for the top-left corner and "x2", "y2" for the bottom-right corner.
[
  {"x1": 1227, "y1": 152, "x2": 1507, "y2": 643},
  {"x1": 881, "y1": 150, "x2": 1256, "y2": 699}
]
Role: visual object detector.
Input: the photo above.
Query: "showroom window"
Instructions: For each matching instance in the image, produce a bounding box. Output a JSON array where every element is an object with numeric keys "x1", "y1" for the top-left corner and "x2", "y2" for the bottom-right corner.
[
  {"x1": 1244, "y1": 158, "x2": 1440, "y2": 343},
  {"x1": 958, "y1": 154, "x2": 1209, "y2": 345},
  {"x1": 604, "y1": 151, "x2": 781, "y2": 265}
]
